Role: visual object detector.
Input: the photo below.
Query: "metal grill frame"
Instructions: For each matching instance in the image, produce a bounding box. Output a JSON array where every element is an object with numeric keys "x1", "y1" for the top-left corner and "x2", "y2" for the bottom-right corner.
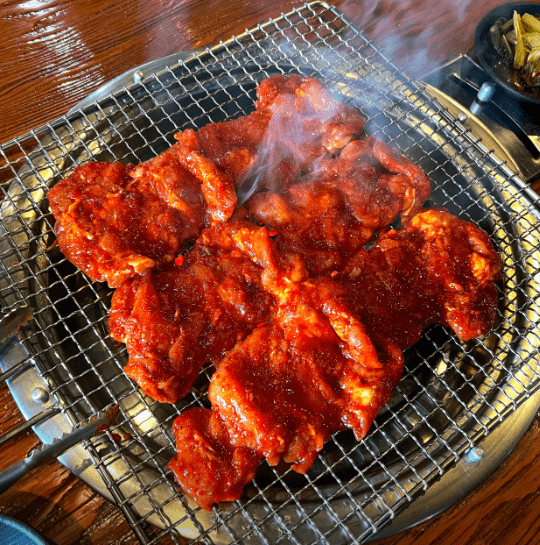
[{"x1": 1, "y1": 2, "x2": 540, "y2": 544}]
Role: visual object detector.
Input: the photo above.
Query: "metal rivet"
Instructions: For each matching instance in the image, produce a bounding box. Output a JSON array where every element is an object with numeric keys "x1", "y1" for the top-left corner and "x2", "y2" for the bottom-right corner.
[
  {"x1": 465, "y1": 446, "x2": 485, "y2": 463},
  {"x1": 133, "y1": 70, "x2": 144, "y2": 84},
  {"x1": 31, "y1": 386, "x2": 49, "y2": 404},
  {"x1": 457, "y1": 112, "x2": 467, "y2": 123}
]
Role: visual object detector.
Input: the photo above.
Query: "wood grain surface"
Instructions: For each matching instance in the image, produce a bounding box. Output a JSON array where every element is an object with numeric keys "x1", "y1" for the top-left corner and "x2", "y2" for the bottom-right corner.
[{"x1": 1, "y1": 1, "x2": 539, "y2": 544}]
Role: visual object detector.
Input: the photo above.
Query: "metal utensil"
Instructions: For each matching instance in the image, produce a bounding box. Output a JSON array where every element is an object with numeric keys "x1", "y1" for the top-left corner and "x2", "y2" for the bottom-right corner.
[
  {"x1": 0, "y1": 306, "x2": 33, "y2": 346},
  {"x1": 0, "y1": 408, "x2": 118, "y2": 494}
]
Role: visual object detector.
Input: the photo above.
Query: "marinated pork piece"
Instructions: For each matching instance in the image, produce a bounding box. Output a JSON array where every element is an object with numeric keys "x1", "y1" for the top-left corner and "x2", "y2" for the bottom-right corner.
[
  {"x1": 168, "y1": 408, "x2": 262, "y2": 511},
  {"x1": 48, "y1": 110, "x2": 272, "y2": 288},
  {"x1": 108, "y1": 219, "x2": 278, "y2": 403},
  {"x1": 47, "y1": 74, "x2": 501, "y2": 513},
  {"x1": 197, "y1": 110, "x2": 271, "y2": 180},
  {"x1": 209, "y1": 277, "x2": 404, "y2": 474},
  {"x1": 248, "y1": 136, "x2": 431, "y2": 276},
  {"x1": 108, "y1": 216, "x2": 309, "y2": 404},
  {"x1": 48, "y1": 148, "x2": 205, "y2": 288},
  {"x1": 237, "y1": 74, "x2": 367, "y2": 199},
  {"x1": 342, "y1": 208, "x2": 502, "y2": 347},
  {"x1": 255, "y1": 73, "x2": 366, "y2": 154}
]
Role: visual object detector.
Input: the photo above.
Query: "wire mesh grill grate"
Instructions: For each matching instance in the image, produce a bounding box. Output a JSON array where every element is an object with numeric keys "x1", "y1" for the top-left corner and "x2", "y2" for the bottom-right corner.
[{"x1": 1, "y1": 2, "x2": 540, "y2": 544}]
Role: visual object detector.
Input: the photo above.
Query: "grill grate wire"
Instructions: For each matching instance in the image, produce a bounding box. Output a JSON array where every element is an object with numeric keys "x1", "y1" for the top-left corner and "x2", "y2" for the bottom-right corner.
[{"x1": 1, "y1": 2, "x2": 540, "y2": 544}]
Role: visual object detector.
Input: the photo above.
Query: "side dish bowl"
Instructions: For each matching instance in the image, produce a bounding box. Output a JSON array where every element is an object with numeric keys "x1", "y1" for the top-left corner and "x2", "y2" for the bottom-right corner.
[{"x1": 474, "y1": 2, "x2": 540, "y2": 104}]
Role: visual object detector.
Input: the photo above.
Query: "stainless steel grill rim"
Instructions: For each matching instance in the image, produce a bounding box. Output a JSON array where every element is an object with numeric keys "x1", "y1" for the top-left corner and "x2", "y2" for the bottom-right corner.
[{"x1": 1, "y1": 2, "x2": 540, "y2": 544}]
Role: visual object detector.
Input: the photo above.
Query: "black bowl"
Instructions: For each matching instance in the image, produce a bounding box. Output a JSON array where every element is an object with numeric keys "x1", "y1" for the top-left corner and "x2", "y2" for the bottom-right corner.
[{"x1": 474, "y1": 2, "x2": 540, "y2": 105}]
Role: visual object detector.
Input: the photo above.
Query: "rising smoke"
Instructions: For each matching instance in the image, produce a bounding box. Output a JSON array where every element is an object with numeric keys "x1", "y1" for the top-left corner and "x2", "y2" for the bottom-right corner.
[
  {"x1": 236, "y1": 0, "x2": 508, "y2": 202},
  {"x1": 338, "y1": 0, "x2": 507, "y2": 77}
]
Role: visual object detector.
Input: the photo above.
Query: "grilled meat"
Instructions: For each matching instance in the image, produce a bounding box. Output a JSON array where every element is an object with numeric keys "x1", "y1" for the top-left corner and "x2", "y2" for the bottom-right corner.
[
  {"x1": 48, "y1": 149, "x2": 205, "y2": 288},
  {"x1": 171, "y1": 209, "x2": 501, "y2": 509},
  {"x1": 248, "y1": 136, "x2": 431, "y2": 276},
  {"x1": 48, "y1": 74, "x2": 501, "y2": 512},
  {"x1": 341, "y1": 208, "x2": 502, "y2": 347},
  {"x1": 169, "y1": 408, "x2": 261, "y2": 511},
  {"x1": 108, "y1": 218, "x2": 277, "y2": 403},
  {"x1": 209, "y1": 277, "x2": 404, "y2": 473},
  {"x1": 255, "y1": 73, "x2": 366, "y2": 155}
]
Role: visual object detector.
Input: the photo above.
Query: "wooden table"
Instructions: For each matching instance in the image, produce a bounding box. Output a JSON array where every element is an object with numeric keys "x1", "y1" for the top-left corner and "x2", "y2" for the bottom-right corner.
[{"x1": 1, "y1": 1, "x2": 540, "y2": 544}]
